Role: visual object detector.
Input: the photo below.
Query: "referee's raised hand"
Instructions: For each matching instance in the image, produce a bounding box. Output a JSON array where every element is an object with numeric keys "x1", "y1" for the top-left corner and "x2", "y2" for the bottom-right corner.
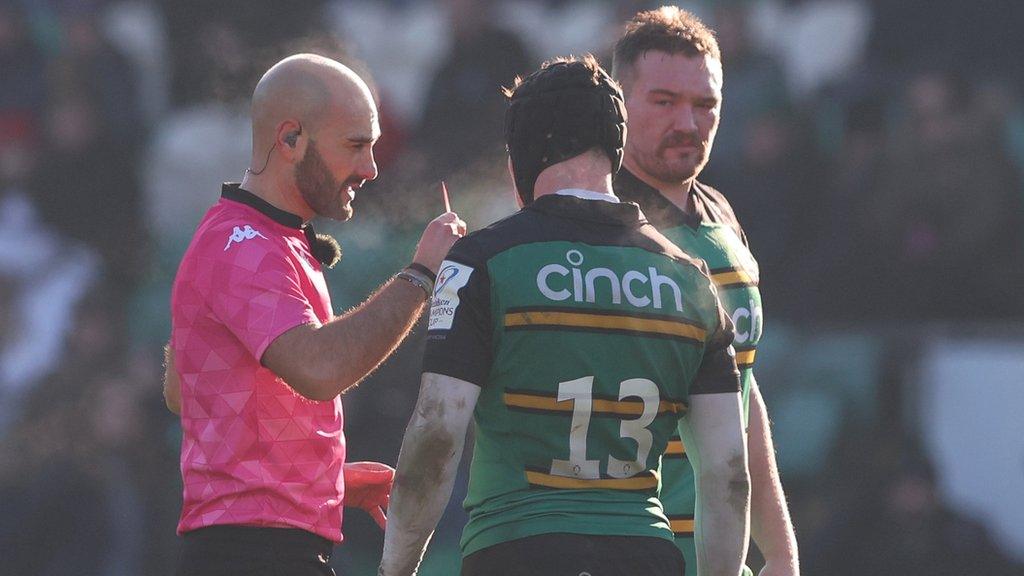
[{"x1": 412, "y1": 211, "x2": 467, "y2": 275}]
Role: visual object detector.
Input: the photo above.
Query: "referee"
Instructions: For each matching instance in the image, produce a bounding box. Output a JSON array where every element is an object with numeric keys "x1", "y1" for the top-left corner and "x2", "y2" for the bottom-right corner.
[{"x1": 164, "y1": 54, "x2": 465, "y2": 576}]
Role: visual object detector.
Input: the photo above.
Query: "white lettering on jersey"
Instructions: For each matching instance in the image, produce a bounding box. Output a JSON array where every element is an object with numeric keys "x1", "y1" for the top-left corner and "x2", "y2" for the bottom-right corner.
[
  {"x1": 731, "y1": 298, "x2": 763, "y2": 344},
  {"x1": 536, "y1": 250, "x2": 683, "y2": 312}
]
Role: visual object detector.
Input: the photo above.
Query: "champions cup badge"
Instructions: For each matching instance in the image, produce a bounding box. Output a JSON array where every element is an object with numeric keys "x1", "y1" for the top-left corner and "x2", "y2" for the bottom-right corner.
[
  {"x1": 428, "y1": 261, "x2": 474, "y2": 331},
  {"x1": 434, "y1": 265, "x2": 460, "y2": 296}
]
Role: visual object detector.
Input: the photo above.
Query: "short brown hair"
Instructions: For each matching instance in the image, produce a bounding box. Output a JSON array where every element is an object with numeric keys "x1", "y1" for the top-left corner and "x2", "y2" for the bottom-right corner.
[{"x1": 612, "y1": 6, "x2": 720, "y2": 88}]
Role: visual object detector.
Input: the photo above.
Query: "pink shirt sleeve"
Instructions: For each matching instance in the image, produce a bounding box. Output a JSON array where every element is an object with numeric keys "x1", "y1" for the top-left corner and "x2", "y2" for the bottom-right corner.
[{"x1": 201, "y1": 236, "x2": 320, "y2": 362}]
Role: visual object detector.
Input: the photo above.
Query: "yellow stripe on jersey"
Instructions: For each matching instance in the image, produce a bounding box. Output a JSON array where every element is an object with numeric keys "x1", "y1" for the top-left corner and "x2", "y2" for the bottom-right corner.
[
  {"x1": 504, "y1": 392, "x2": 685, "y2": 416},
  {"x1": 505, "y1": 310, "x2": 706, "y2": 341},
  {"x1": 526, "y1": 470, "x2": 658, "y2": 491},
  {"x1": 670, "y1": 518, "x2": 695, "y2": 534},
  {"x1": 710, "y1": 268, "x2": 756, "y2": 287},
  {"x1": 735, "y1": 348, "x2": 756, "y2": 367},
  {"x1": 665, "y1": 438, "x2": 686, "y2": 457}
]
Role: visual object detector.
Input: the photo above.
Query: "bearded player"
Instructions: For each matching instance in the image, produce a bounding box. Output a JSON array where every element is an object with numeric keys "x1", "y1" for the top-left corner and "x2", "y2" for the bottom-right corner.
[{"x1": 611, "y1": 7, "x2": 799, "y2": 576}]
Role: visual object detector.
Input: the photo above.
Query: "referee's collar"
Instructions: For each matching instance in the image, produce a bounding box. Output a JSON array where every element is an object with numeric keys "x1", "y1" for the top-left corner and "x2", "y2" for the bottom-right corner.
[{"x1": 221, "y1": 183, "x2": 304, "y2": 229}]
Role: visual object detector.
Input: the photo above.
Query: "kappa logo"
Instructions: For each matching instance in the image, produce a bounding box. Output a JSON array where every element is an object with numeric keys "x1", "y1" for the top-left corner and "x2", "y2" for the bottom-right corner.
[{"x1": 224, "y1": 225, "x2": 268, "y2": 250}]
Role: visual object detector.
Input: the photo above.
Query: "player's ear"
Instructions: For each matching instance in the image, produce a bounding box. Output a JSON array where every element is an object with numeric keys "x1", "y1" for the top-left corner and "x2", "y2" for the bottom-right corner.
[{"x1": 507, "y1": 157, "x2": 524, "y2": 209}]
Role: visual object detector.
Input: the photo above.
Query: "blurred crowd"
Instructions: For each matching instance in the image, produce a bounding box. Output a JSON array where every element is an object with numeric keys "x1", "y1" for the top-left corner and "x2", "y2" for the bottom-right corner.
[{"x1": 1, "y1": 0, "x2": 1022, "y2": 574}]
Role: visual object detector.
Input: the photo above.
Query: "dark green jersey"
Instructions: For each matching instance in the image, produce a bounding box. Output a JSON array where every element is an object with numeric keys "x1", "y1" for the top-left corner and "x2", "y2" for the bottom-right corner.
[
  {"x1": 616, "y1": 170, "x2": 762, "y2": 573},
  {"x1": 423, "y1": 193, "x2": 740, "y2": 557}
]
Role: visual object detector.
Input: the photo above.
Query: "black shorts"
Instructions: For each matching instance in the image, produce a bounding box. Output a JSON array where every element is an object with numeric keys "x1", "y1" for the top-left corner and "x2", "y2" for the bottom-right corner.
[
  {"x1": 176, "y1": 525, "x2": 336, "y2": 576},
  {"x1": 461, "y1": 533, "x2": 685, "y2": 576}
]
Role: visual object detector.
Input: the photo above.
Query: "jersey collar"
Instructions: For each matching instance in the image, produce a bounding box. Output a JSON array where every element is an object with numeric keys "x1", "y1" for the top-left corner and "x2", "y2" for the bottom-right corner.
[
  {"x1": 221, "y1": 183, "x2": 304, "y2": 229},
  {"x1": 554, "y1": 188, "x2": 621, "y2": 203},
  {"x1": 613, "y1": 169, "x2": 707, "y2": 230},
  {"x1": 528, "y1": 193, "x2": 645, "y2": 227}
]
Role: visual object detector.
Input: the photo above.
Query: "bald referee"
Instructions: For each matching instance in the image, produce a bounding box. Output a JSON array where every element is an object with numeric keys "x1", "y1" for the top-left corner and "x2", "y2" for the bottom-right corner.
[{"x1": 164, "y1": 54, "x2": 465, "y2": 576}]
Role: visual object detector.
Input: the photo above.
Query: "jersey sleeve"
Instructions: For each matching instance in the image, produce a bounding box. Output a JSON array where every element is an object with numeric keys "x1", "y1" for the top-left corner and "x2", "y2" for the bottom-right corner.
[
  {"x1": 691, "y1": 277, "x2": 741, "y2": 396},
  {"x1": 422, "y1": 239, "x2": 493, "y2": 386},
  {"x1": 201, "y1": 236, "x2": 320, "y2": 362}
]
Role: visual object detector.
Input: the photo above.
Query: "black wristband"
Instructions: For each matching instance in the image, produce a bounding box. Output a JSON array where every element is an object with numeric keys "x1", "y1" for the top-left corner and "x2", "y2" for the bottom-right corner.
[
  {"x1": 407, "y1": 262, "x2": 437, "y2": 282},
  {"x1": 396, "y1": 270, "x2": 433, "y2": 299}
]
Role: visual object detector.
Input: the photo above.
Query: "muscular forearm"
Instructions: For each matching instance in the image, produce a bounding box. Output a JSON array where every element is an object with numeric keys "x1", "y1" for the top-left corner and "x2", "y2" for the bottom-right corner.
[
  {"x1": 748, "y1": 383, "x2": 799, "y2": 572},
  {"x1": 682, "y1": 392, "x2": 751, "y2": 576},
  {"x1": 380, "y1": 375, "x2": 473, "y2": 575},
  {"x1": 264, "y1": 275, "x2": 428, "y2": 401},
  {"x1": 320, "y1": 276, "x2": 427, "y2": 394},
  {"x1": 695, "y1": 462, "x2": 751, "y2": 576}
]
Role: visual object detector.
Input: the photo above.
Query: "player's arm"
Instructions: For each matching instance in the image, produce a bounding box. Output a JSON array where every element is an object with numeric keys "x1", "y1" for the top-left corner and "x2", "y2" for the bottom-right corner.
[
  {"x1": 262, "y1": 212, "x2": 465, "y2": 401},
  {"x1": 379, "y1": 372, "x2": 480, "y2": 576},
  {"x1": 683, "y1": 275, "x2": 751, "y2": 576},
  {"x1": 163, "y1": 342, "x2": 181, "y2": 415},
  {"x1": 678, "y1": 391, "x2": 750, "y2": 576},
  {"x1": 748, "y1": 379, "x2": 799, "y2": 576}
]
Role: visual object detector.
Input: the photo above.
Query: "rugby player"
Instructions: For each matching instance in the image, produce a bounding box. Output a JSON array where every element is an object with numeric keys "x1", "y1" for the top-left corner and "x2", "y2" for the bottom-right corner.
[
  {"x1": 611, "y1": 7, "x2": 799, "y2": 576},
  {"x1": 379, "y1": 55, "x2": 750, "y2": 576}
]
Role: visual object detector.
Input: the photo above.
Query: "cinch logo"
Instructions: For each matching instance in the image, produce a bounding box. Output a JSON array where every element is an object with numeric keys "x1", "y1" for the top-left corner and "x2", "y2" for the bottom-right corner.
[
  {"x1": 536, "y1": 250, "x2": 683, "y2": 312},
  {"x1": 224, "y1": 225, "x2": 268, "y2": 250},
  {"x1": 731, "y1": 298, "x2": 763, "y2": 344}
]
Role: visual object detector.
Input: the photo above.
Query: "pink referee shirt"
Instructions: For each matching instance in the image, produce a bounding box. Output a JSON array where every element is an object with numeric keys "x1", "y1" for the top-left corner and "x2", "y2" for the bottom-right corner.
[{"x1": 171, "y1": 183, "x2": 346, "y2": 542}]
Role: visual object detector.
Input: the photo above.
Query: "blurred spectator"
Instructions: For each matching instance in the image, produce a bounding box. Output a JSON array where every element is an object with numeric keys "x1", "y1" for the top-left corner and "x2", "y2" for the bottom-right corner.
[
  {"x1": 496, "y1": 0, "x2": 615, "y2": 62},
  {"x1": 414, "y1": 0, "x2": 531, "y2": 180},
  {"x1": 704, "y1": 2, "x2": 788, "y2": 164},
  {"x1": 706, "y1": 106, "x2": 822, "y2": 317},
  {"x1": 868, "y1": 0, "x2": 1024, "y2": 87},
  {"x1": 142, "y1": 20, "x2": 251, "y2": 252},
  {"x1": 160, "y1": 0, "x2": 326, "y2": 106},
  {"x1": 326, "y1": 0, "x2": 449, "y2": 130},
  {"x1": 0, "y1": 2, "x2": 47, "y2": 117},
  {"x1": 0, "y1": 136, "x2": 99, "y2": 429},
  {"x1": 750, "y1": 0, "x2": 872, "y2": 99},
  {"x1": 0, "y1": 370, "x2": 156, "y2": 576},
  {"x1": 808, "y1": 433, "x2": 1022, "y2": 576},
  {"x1": 797, "y1": 96, "x2": 887, "y2": 320},
  {"x1": 48, "y1": 5, "x2": 143, "y2": 141},
  {"x1": 30, "y1": 94, "x2": 147, "y2": 293},
  {"x1": 864, "y1": 70, "x2": 1022, "y2": 319},
  {"x1": 102, "y1": 0, "x2": 171, "y2": 123}
]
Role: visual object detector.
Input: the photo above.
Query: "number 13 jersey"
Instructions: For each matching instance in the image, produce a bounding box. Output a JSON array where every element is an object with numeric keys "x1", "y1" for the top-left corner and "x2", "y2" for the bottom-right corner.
[{"x1": 422, "y1": 191, "x2": 740, "y2": 557}]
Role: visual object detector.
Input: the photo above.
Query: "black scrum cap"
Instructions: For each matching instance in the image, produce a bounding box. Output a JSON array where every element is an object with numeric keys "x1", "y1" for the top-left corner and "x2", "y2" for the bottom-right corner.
[{"x1": 504, "y1": 57, "x2": 627, "y2": 204}]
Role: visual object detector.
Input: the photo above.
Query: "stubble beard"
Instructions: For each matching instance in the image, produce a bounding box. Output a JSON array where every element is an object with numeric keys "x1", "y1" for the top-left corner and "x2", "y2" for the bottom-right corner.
[
  {"x1": 634, "y1": 139, "x2": 709, "y2": 186},
  {"x1": 295, "y1": 140, "x2": 354, "y2": 222}
]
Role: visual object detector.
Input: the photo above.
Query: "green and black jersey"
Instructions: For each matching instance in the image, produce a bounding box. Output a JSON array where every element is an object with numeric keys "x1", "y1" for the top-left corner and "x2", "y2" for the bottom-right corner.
[
  {"x1": 422, "y1": 192, "x2": 740, "y2": 557},
  {"x1": 616, "y1": 170, "x2": 762, "y2": 571}
]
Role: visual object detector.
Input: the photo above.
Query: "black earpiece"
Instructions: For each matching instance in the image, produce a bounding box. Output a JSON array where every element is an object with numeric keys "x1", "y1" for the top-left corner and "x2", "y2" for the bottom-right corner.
[
  {"x1": 246, "y1": 123, "x2": 303, "y2": 175},
  {"x1": 284, "y1": 125, "x2": 302, "y2": 148}
]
